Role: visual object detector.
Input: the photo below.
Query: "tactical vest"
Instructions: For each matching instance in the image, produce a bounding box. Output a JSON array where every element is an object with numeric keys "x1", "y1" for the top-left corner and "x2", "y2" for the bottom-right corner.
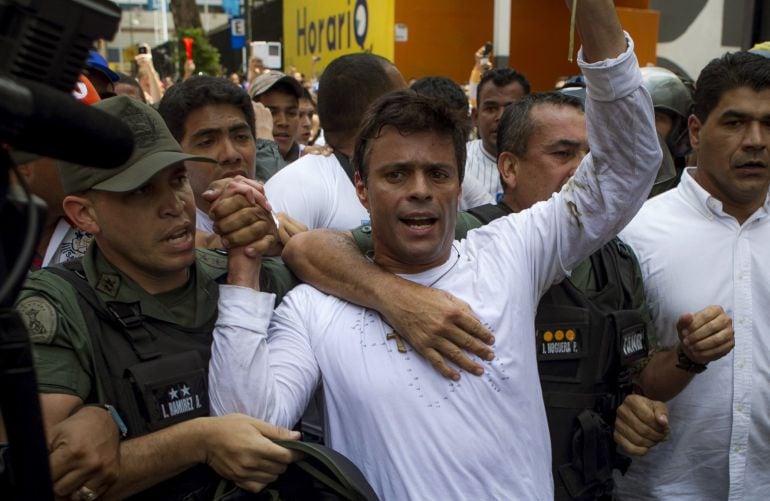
[
  {"x1": 49, "y1": 253, "x2": 380, "y2": 501},
  {"x1": 467, "y1": 203, "x2": 649, "y2": 501},
  {"x1": 49, "y1": 253, "x2": 226, "y2": 501}
]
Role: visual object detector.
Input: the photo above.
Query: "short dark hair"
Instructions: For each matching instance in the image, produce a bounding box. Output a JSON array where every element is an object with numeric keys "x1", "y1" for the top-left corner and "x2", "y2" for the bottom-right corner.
[
  {"x1": 412, "y1": 76, "x2": 469, "y2": 114},
  {"x1": 694, "y1": 51, "x2": 770, "y2": 123},
  {"x1": 497, "y1": 92, "x2": 584, "y2": 158},
  {"x1": 317, "y1": 53, "x2": 399, "y2": 140},
  {"x1": 157, "y1": 75, "x2": 256, "y2": 142},
  {"x1": 353, "y1": 90, "x2": 467, "y2": 184},
  {"x1": 477, "y1": 68, "x2": 531, "y2": 104}
]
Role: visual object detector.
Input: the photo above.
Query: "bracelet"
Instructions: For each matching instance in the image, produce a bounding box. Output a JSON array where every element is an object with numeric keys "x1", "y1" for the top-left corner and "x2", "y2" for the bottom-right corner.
[
  {"x1": 85, "y1": 403, "x2": 128, "y2": 438},
  {"x1": 675, "y1": 344, "x2": 708, "y2": 374}
]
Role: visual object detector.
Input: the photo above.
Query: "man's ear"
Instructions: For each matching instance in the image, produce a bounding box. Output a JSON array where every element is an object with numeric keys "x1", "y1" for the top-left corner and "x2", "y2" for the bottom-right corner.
[
  {"x1": 498, "y1": 151, "x2": 518, "y2": 191},
  {"x1": 62, "y1": 194, "x2": 101, "y2": 235},
  {"x1": 355, "y1": 171, "x2": 369, "y2": 211},
  {"x1": 688, "y1": 114, "x2": 702, "y2": 152}
]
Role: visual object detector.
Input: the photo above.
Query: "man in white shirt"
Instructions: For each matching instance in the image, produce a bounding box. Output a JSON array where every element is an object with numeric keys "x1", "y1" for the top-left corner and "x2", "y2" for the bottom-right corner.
[
  {"x1": 466, "y1": 67, "x2": 530, "y2": 199},
  {"x1": 614, "y1": 50, "x2": 770, "y2": 501},
  {"x1": 208, "y1": 2, "x2": 661, "y2": 498}
]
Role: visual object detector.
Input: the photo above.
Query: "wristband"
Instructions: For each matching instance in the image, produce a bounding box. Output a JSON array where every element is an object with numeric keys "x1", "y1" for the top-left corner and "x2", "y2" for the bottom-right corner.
[
  {"x1": 86, "y1": 403, "x2": 128, "y2": 438},
  {"x1": 675, "y1": 344, "x2": 708, "y2": 374}
]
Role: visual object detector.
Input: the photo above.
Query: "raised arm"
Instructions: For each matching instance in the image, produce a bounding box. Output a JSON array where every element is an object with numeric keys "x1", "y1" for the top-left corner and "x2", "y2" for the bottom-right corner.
[
  {"x1": 570, "y1": 0, "x2": 627, "y2": 63},
  {"x1": 283, "y1": 228, "x2": 495, "y2": 380},
  {"x1": 512, "y1": 0, "x2": 661, "y2": 296}
]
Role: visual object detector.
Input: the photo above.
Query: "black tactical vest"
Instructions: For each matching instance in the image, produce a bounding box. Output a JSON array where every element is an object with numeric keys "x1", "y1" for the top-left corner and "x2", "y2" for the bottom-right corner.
[
  {"x1": 467, "y1": 203, "x2": 649, "y2": 501},
  {"x1": 49, "y1": 255, "x2": 226, "y2": 501}
]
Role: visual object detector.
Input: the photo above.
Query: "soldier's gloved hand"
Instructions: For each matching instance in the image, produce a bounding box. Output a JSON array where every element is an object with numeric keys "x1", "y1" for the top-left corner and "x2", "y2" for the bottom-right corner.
[
  {"x1": 677, "y1": 305, "x2": 735, "y2": 365},
  {"x1": 48, "y1": 405, "x2": 120, "y2": 499},
  {"x1": 377, "y1": 281, "x2": 495, "y2": 381},
  {"x1": 201, "y1": 414, "x2": 303, "y2": 493},
  {"x1": 614, "y1": 394, "x2": 669, "y2": 456}
]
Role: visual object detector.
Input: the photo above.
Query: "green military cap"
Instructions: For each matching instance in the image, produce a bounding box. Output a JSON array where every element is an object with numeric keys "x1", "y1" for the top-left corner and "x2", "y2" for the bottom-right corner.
[{"x1": 59, "y1": 95, "x2": 215, "y2": 194}]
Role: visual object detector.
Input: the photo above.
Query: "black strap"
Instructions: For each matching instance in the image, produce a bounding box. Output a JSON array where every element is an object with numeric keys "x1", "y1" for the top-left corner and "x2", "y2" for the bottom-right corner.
[
  {"x1": 45, "y1": 265, "x2": 120, "y2": 407},
  {"x1": 47, "y1": 264, "x2": 161, "y2": 361},
  {"x1": 334, "y1": 151, "x2": 356, "y2": 186},
  {"x1": 274, "y1": 440, "x2": 380, "y2": 501},
  {"x1": 576, "y1": 410, "x2": 602, "y2": 484},
  {"x1": 466, "y1": 202, "x2": 513, "y2": 225}
]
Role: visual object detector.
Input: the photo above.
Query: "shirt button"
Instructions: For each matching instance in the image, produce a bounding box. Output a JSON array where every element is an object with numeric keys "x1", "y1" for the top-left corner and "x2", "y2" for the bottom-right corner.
[{"x1": 736, "y1": 404, "x2": 744, "y2": 413}]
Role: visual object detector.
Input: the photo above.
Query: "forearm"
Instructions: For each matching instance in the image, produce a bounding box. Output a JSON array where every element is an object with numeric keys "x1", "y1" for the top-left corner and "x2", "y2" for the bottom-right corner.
[
  {"x1": 282, "y1": 229, "x2": 410, "y2": 313},
  {"x1": 638, "y1": 348, "x2": 694, "y2": 401},
  {"x1": 209, "y1": 286, "x2": 310, "y2": 427},
  {"x1": 549, "y1": 36, "x2": 660, "y2": 276},
  {"x1": 148, "y1": 73, "x2": 163, "y2": 104},
  {"x1": 573, "y1": 0, "x2": 627, "y2": 63},
  {"x1": 103, "y1": 418, "x2": 207, "y2": 498},
  {"x1": 227, "y1": 251, "x2": 261, "y2": 290}
]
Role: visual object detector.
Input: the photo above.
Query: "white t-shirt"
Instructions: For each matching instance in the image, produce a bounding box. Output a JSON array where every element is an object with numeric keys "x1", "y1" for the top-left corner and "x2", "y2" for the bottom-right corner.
[
  {"x1": 265, "y1": 153, "x2": 370, "y2": 230},
  {"x1": 614, "y1": 169, "x2": 770, "y2": 500},
  {"x1": 210, "y1": 36, "x2": 660, "y2": 500}
]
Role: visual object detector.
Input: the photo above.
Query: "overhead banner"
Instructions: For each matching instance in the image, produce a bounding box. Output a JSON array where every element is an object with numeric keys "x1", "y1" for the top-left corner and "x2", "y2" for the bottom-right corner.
[{"x1": 283, "y1": 0, "x2": 394, "y2": 74}]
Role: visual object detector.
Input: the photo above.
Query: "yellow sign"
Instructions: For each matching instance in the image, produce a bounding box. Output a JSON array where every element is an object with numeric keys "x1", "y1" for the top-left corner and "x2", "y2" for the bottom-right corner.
[{"x1": 283, "y1": 0, "x2": 394, "y2": 75}]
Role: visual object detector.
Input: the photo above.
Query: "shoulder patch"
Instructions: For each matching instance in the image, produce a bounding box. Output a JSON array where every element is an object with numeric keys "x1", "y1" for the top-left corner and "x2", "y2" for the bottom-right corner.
[{"x1": 17, "y1": 297, "x2": 58, "y2": 344}]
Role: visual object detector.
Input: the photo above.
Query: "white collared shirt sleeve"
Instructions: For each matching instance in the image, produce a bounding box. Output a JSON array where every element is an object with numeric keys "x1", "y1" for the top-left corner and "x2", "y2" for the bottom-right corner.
[
  {"x1": 208, "y1": 285, "x2": 320, "y2": 427},
  {"x1": 464, "y1": 34, "x2": 662, "y2": 302}
]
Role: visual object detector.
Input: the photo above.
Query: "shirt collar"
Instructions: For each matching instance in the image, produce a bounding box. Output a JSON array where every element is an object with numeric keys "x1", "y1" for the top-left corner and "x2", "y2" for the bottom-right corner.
[{"x1": 679, "y1": 166, "x2": 770, "y2": 222}]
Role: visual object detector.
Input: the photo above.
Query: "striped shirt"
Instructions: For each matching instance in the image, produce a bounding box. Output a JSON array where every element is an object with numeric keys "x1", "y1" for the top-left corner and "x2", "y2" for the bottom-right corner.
[{"x1": 465, "y1": 139, "x2": 502, "y2": 200}]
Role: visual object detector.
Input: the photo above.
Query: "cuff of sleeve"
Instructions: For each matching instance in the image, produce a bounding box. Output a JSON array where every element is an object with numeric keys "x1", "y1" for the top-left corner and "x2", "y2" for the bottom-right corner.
[
  {"x1": 578, "y1": 32, "x2": 642, "y2": 102},
  {"x1": 217, "y1": 285, "x2": 275, "y2": 334}
]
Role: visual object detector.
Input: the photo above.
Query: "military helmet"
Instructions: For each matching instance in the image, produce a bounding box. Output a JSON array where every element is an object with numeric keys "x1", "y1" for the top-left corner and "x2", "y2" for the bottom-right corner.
[{"x1": 640, "y1": 66, "x2": 694, "y2": 158}]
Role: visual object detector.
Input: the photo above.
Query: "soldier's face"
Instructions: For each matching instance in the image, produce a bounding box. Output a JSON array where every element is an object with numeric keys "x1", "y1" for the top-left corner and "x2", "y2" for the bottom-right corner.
[{"x1": 89, "y1": 164, "x2": 197, "y2": 291}]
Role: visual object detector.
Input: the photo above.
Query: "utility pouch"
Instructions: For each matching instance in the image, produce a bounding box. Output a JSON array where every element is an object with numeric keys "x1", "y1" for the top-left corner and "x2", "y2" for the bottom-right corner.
[
  {"x1": 126, "y1": 350, "x2": 209, "y2": 431},
  {"x1": 557, "y1": 409, "x2": 615, "y2": 500},
  {"x1": 610, "y1": 310, "x2": 648, "y2": 368}
]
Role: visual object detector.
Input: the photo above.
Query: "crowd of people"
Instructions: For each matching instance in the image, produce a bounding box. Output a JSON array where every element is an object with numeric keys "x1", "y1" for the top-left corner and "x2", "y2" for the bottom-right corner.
[{"x1": 2, "y1": 0, "x2": 769, "y2": 499}]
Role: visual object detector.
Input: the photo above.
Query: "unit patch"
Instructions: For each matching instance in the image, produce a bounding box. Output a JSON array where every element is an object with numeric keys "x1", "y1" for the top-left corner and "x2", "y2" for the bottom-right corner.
[
  {"x1": 17, "y1": 297, "x2": 58, "y2": 344},
  {"x1": 619, "y1": 324, "x2": 648, "y2": 365},
  {"x1": 537, "y1": 327, "x2": 582, "y2": 360}
]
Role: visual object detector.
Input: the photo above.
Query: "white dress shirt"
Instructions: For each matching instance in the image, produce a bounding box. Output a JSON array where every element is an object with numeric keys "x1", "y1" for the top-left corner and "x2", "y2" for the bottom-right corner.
[
  {"x1": 210, "y1": 35, "x2": 662, "y2": 500},
  {"x1": 616, "y1": 168, "x2": 770, "y2": 500}
]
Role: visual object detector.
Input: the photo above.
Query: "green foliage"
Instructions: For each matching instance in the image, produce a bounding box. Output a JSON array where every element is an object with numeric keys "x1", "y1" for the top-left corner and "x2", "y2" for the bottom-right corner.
[{"x1": 177, "y1": 28, "x2": 221, "y2": 76}]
